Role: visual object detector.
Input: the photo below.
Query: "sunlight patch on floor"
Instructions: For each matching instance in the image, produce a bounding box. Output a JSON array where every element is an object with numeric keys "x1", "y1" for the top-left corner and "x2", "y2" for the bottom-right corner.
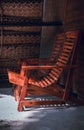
[{"x1": 0, "y1": 94, "x2": 40, "y2": 121}]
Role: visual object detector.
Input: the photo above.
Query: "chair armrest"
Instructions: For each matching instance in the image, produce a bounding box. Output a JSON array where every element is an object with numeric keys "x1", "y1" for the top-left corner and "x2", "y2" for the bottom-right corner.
[
  {"x1": 22, "y1": 64, "x2": 79, "y2": 70},
  {"x1": 22, "y1": 65, "x2": 54, "y2": 70}
]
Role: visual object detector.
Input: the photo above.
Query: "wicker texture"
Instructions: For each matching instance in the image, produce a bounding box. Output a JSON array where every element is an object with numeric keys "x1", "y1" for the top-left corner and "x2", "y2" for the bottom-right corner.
[
  {"x1": 0, "y1": 35, "x2": 40, "y2": 44},
  {"x1": 2, "y1": 1, "x2": 43, "y2": 17},
  {"x1": 0, "y1": 0, "x2": 43, "y2": 77}
]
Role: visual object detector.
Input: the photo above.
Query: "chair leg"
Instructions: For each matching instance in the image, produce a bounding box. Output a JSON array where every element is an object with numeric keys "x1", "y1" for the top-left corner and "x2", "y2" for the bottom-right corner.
[
  {"x1": 14, "y1": 86, "x2": 22, "y2": 101},
  {"x1": 18, "y1": 102, "x2": 23, "y2": 111},
  {"x1": 18, "y1": 84, "x2": 27, "y2": 111}
]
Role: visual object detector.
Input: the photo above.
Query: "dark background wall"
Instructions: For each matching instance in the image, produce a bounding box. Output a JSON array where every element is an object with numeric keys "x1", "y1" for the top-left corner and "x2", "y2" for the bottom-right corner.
[
  {"x1": 40, "y1": 0, "x2": 64, "y2": 58},
  {"x1": 40, "y1": 0, "x2": 84, "y2": 98},
  {"x1": 64, "y1": 0, "x2": 84, "y2": 98}
]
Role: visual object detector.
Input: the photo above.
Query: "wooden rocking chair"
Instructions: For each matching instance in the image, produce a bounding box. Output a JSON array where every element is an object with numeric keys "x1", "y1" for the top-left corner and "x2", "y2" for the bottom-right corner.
[{"x1": 7, "y1": 30, "x2": 80, "y2": 111}]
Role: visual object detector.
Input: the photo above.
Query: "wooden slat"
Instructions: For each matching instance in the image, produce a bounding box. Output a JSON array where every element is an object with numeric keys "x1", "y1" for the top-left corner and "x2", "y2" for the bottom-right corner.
[
  {"x1": 43, "y1": 77, "x2": 51, "y2": 85},
  {"x1": 59, "y1": 55, "x2": 69, "y2": 61},
  {"x1": 52, "y1": 68, "x2": 62, "y2": 74},
  {"x1": 40, "y1": 80, "x2": 47, "y2": 87},
  {"x1": 61, "y1": 52, "x2": 70, "y2": 57},
  {"x1": 56, "y1": 61, "x2": 65, "y2": 66},
  {"x1": 62, "y1": 48, "x2": 71, "y2": 53},
  {"x1": 38, "y1": 81, "x2": 44, "y2": 88},
  {"x1": 64, "y1": 41, "x2": 74, "y2": 45},
  {"x1": 63, "y1": 45, "x2": 73, "y2": 49},
  {"x1": 49, "y1": 73, "x2": 57, "y2": 80},
  {"x1": 19, "y1": 100, "x2": 65, "y2": 108},
  {"x1": 41, "y1": 80, "x2": 48, "y2": 87},
  {"x1": 50, "y1": 33, "x2": 64, "y2": 61},
  {"x1": 47, "y1": 76, "x2": 54, "y2": 83},
  {"x1": 58, "y1": 58, "x2": 67, "y2": 64}
]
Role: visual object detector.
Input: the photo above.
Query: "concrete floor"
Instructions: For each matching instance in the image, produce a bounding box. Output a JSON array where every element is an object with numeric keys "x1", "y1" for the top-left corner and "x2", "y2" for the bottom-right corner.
[{"x1": 0, "y1": 84, "x2": 84, "y2": 130}]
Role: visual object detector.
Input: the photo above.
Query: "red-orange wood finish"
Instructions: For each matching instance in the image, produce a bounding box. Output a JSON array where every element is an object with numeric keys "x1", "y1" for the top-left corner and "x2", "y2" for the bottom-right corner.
[{"x1": 8, "y1": 30, "x2": 82, "y2": 111}]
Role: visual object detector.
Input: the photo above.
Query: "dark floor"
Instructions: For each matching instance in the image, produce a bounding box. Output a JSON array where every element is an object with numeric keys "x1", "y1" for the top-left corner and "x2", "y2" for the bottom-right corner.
[{"x1": 0, "y1": 82, "x2": 84, "y2": 130}]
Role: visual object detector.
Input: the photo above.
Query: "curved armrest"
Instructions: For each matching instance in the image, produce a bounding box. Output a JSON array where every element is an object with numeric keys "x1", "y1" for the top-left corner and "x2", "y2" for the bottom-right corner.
[
  {"x1": 22, "y1": 65, "x2": 79, "y2": 70},
  {"x1": 22, "y1": 65, "x2": 54, "y2": 70}
]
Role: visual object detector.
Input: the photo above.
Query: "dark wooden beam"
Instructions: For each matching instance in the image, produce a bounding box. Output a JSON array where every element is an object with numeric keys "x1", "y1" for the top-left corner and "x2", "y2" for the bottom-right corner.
[
  {"x1": 0, "y1": 21, "x2": 62, "y2": 27},
  {"x1": 0, "y1": 30, "x2": 41, "y2": 36},
  {"x1": 1, "y1": 0, "x2": 44, "y2": 3}
]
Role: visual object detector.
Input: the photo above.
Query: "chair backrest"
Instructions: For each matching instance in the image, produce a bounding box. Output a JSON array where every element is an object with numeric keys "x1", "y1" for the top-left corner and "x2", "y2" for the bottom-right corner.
[
  {"x1": 50, "y1": 32, "x2": 64, "y2": 62},
  {"x1": 29, "y1": 30, "x2": 79, "y2": 87}
]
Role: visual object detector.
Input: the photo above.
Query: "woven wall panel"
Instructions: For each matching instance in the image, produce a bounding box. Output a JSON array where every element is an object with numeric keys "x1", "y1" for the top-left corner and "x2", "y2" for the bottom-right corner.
[
  {"x1": 0, "y1": 35, "x2": 40, "y2": 45},
  {"x1": 2, "y1": 1, "x2": 43, "y2": 17},
  {"x1": 0, "y1": 57, "x2": 18, "y2": 77},
  {"x1": 0, "y1": 0, "x2": 43, "y2": 78},
  {"x1": 0, "y1": 59, "x2": 17, "y2": 67},
  {"x1": 4, "y1": 26, "x2": 41, "y2": 32},
  {"x1": 1, "y1": 0, "x2": 43, "y2": 2},
  {"x1": 0, "y1": 44, "x2": 39, "y2": 77},
  {"x1": 0, "y1": 45, "x2": 39, "y2": 59}
]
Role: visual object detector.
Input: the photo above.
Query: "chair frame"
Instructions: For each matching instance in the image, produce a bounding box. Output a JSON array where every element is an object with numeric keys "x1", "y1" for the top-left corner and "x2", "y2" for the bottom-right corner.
[{"x1": 8, "y1": 30, "x2": 83, "y2": 111}]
